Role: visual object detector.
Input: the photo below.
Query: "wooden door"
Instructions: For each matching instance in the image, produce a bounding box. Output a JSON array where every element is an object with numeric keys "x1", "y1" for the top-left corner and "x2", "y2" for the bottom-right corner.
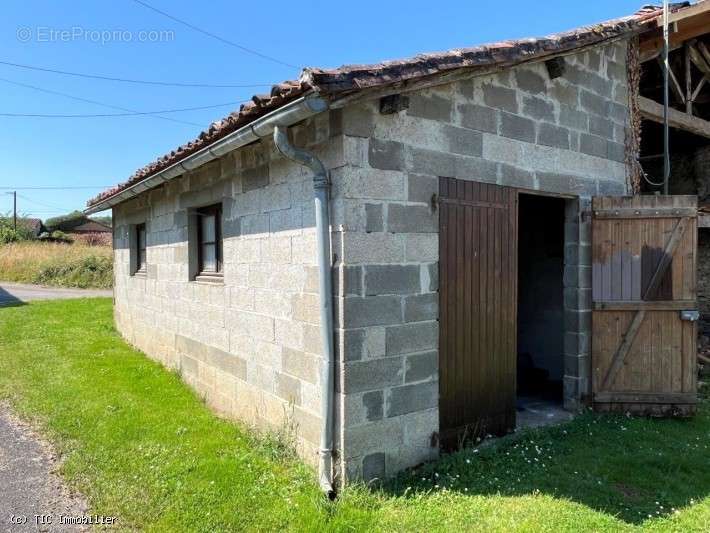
[
  {"x1": 592, "y1": 195, "x2": 698, "y2": 415},
  {"x1": 438, "y1": 178, "x2": 518, "y2": 447}
]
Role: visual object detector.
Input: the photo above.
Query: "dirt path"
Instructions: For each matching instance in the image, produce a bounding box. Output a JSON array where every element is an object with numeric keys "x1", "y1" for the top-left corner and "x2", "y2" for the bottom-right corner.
[
  {"x1": 0, "y1": 406, "x2": 88, "y2": 532},
  {"x1": 0, "y1": 283, "x2": 112, "y2": 307}
]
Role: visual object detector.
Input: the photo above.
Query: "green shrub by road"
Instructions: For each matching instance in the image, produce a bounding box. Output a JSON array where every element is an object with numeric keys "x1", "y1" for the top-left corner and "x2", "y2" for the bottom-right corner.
[
  {"x1": 0, "y1": 299, "x2": 708, "y2": 531},
  {"x1": 0, "y1": 241, "x2": 112, "y2": 288}
]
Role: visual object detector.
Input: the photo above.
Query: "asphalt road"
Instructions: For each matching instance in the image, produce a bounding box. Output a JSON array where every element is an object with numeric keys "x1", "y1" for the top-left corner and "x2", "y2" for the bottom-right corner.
[
  {"x1": 0, "y1": 406, "x2": 88, "y2": 532},
  {"x1": 0, "y1": 283, "x2": 112, "y2": 307}
]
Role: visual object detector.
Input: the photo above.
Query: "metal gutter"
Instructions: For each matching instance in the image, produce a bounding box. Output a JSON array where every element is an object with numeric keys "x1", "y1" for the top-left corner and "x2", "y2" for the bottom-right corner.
[
  {"x1": 273, "y1": 125, "x2": 336, "y2": 498},
  {"x1": 84, "y1": 94, "x2": 329, "y2": 214}
]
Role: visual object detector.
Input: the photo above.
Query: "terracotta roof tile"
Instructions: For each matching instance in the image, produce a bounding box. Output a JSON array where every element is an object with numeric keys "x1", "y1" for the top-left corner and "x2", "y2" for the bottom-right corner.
[{"x1": 88, "y1": 4, "x2": 677, "y2": 208}]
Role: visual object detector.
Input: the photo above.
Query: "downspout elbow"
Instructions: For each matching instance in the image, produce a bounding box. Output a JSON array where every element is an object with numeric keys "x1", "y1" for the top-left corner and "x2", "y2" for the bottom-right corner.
[{"x1": 273, "y1": 125, "x2": 335, "y2": 498}]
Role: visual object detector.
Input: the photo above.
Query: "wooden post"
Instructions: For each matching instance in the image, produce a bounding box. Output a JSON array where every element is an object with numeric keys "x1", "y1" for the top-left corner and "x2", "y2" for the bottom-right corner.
[{"x1": 686, "y1": 42, "x2": 693, "y2": 115}]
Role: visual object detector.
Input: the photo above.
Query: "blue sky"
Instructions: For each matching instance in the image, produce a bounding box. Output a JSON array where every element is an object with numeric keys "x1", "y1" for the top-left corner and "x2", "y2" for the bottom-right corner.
[{"x1": 0, "y1": 0, "x2": 644, "y2": 218}]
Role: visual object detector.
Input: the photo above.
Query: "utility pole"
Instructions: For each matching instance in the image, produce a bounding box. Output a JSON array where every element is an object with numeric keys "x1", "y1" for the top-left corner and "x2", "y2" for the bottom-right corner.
[
  {"x1": 4, "y1": 191, "x2": 16, "y2": 230},
  {"x1": 663, "y1": 0, "x2": 670, "y2": 195}
]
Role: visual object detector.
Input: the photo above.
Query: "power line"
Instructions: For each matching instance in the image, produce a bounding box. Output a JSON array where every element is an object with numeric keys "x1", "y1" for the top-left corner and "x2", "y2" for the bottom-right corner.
[
  {"x1": 16, "y1": 193, "x2": 74, "y2": 212},
  {"x1": 130, "y1": 0, "x2": 298, "y2": 69},
  {"x1": 0, "y1": 77, "x2": 203, "y2": 127},
  {"x1": 0, "y1": 100, "x2": 243, "y2": 118},
  {"x1": 0, "y1": 186, "x2": 113, "y2": 190},
  {"x1": 0, "y1": 59, "x2": 273, "y2": 89}
]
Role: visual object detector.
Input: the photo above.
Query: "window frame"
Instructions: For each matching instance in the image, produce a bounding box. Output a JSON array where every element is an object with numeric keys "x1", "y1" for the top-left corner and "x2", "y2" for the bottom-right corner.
[
  {"x1": 196, "y1": 203, "x2": 223, "y2": 280},
  {"x1": 134, "y1": 223, "x2": 147, "y2": 275}
]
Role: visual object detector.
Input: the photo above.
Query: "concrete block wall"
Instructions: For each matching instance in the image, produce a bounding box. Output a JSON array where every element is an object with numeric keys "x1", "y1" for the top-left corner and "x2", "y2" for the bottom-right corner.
[
  {"x1": 112, "y1": 112, "x2": 346, "y2": 464},
  {"x1": 332, "y1": 39, "x2": 631, "y2": 480}
]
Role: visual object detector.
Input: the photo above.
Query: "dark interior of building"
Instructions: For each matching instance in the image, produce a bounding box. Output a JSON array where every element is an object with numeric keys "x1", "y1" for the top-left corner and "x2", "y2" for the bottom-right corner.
[{"x1": 517, "y1": 194, "x2": 566, "y2": 408}]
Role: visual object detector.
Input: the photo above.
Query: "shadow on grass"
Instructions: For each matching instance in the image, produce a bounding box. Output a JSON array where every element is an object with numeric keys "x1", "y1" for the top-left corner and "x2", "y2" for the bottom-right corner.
[
  {"x1": 383, "y1": 404, "x2": 710, "y2": 525},
  {"x1": 0, "y1": 287, "x2": 26, "y2": 308}
]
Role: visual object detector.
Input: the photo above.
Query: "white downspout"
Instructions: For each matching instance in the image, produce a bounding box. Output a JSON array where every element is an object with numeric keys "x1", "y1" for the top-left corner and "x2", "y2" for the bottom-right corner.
[{"x1": 273, "y1": 125, "x2": 336, "y2": 498}]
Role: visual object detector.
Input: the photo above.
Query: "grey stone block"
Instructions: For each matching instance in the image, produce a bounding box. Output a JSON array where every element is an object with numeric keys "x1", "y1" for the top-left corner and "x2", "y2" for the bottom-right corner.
[
  {"x1": 586, "y1": 50, "x2": 601, "y2": 71},
  {"x1": 364, "y1": 265, "x2": 421, "y2": 296},
  {"x1": 363, "y1": 390, "x2": 384, "y2": 421},
  {"x1": 387, "y1": 381, "x2": 438, "y2": 417},
  {"x1": 410, "y1": 147, "x2": 456, "y2": 177},
  {"x1": 180, "y1": 354, "x2": 198, "y2": 376},
  {"x1": 334, "y1": 265, "x2": 363, "y2": 297},
  {"x1": 365, "y1": 204, "x2": 384, "y2": 233},
  {"x1": 362, "y1": 452, "x2": 386, "y2": 481},
  {"x1": 277, "y1": 373, "x2": 302, "y2": 405},
  {"x1": 559, "y1": 105, "x2": 588, "y2": 131},
  {"x1": 405, "y1": 351, "x2": 438, "y2": 383},
  {"x1": 606, "y1": 61, "x2": 626, "y2": 82},
  {"x1": 404, "y1": 293, "x2": 438, "y2": 322},
  {"x1": 537, "y1": 123, "x2": 570, "y2": 150},
  {"x1": 482, "y1": 84, "x2": 518, "y2": 113},
  {"x1": 579, "y1": 134, "x2": 607, "y2": 159},
  {"x1": 222, "y1": 217, "x2": 241, "y2": 238},
  {"x1": 342, "y1": 357, "x2": 403, "y2": 393},
  {"x1": 341, "y1": 329, "x2": 364, "y2": 362},
  {"x1": 209, "y1": 346, "x2": 248, "y2": 380},
  {"x1": 522, "y1": 96, "x2": 554, "y2": 121},
  {"x1": 597, "y1": 179, "x2": 626, "y2": 195},
  {"x1": 537, "y1": 172, "x2": 596, "y2": 196},
  {"x1": 408, "y1": 174, "x2": 438, "y2": 204},
  {"x1": 342, "y1": 105, "x2": 376, "y2": 137},
  {"x1": 343, "y1": 296, "x2": 402, "y2": 328},
  {"x1": 282, "y1": 347, "x2": 318, "y2": 384},
  {"x1": 500, "y1": 112, "x2": 536, "y2": 143},
  {"x1": 589, "y1": 116, "x2": 614, "y2": 139},
  {"x1": 515, "y1": 69, "x2": 547, "y2": 94},
  {"x1": 369, "y1": 139, "x2": 405, "y2": 171},
  {"x1": 426, "y1": 263, "x2": 438, "y2": 292},
  {"x1": 243, "y1": 165, "x2": 269, "y2": 192},
  {"x1": 387, "y1": 204, "x2": 437, "y2": 234},
  {"x1": 386, "y1": 321, "x2": 438, "y2": 356},
  {"x1": 456, "y1": 157, "x2": 498, "y2": 182},
  {"x1": 499, "y1": 164, "x2": 535, "y2": 189},
  {"x1": 550, "y1": 84, "x2": 579, "y2": 107},
  {"x1": 458, "y1": 103, "x2": 498, "y2": 133},
  {"x1": 609, "y1": 102, "x2": 628, "y2": 125},
  {"x1": 607, "y1": 141, "x2": 626, "y2": 163},
  {"x1": 565, "y1": 309, "x2": 592, "y2": 332},
  {"x1": 444, "y1": 125, "x2": 483, "y2": 157},
  {"x1": 580, "y1": 90, "x2": 608, "y2": 117},
  {"x1": 408, "y1": 93, "x2": 453, "y2": 122}
]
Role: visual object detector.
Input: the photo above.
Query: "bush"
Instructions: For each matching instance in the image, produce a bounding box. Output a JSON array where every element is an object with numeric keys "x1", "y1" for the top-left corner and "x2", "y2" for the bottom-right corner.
[
  {"x1": 35, "y1": 255, "x2": 113, "y2": 289},
  {"x1": 73, "y1": 232, "x2": 112, "y2": 247},
  {"x1": 0, "y1": 225, "x2": 21, "y2": 244},
  {"x1": 0, "y1": 241, "x2": 113, "y2": 289}
]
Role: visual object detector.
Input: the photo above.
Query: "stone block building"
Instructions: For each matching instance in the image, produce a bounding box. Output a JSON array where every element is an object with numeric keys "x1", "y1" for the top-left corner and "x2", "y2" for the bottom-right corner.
[{"x1": 86, "y1": 3, "x2": 707, "y2": 488}]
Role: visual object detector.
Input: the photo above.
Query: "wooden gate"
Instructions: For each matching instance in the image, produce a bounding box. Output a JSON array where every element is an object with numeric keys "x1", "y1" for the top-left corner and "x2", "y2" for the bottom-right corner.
[
  {"x1": 438, "y1": 178, "x2": 517, "y2": 446},
  {"x1": 591, "y1": 195, "x2": 698, "y2": 414}
]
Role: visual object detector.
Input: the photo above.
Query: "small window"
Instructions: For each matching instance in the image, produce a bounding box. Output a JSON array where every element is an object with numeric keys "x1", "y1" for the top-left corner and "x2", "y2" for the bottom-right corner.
[
  {"x1": 197, "y1": 204, "x2": 223, "y2": 279},
  {"x1": 136, "y1": 223, "x2": 147, "y2": 274}
]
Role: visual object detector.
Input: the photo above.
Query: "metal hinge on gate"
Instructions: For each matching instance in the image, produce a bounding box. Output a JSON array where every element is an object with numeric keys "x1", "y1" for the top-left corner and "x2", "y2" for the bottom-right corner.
[{"x1": 680, "y1": 310, "x2": 700, "y2": 322}]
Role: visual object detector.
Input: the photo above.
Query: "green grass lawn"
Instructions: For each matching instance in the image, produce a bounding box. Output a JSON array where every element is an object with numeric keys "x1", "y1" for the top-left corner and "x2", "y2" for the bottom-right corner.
[{"x1": 0, "y1": 298, "x2": 709, "y2": 532}]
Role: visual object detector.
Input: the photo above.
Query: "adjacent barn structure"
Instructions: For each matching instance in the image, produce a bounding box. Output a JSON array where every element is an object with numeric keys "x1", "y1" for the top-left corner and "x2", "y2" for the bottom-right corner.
[{"x1": 86, "y1": 3, "x2": 709, "y2": 489}]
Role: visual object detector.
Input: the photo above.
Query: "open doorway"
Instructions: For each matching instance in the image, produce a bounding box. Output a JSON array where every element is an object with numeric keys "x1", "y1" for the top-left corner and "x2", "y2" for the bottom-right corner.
[{"x1": 517, "y1": 193, "x2": 569, "y2": 428}]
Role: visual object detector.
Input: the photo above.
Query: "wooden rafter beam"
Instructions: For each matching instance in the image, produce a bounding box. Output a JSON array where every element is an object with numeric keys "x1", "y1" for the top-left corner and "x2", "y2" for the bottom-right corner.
[
  {"x1": 688, "y1": 43, "x2": 710, "y2": 74},
  {"x1": 641, "y1": 12, "x2": 710, "y2": 62},
  {"x1": 639, "y1": 95, "x2": 710, "y2": 139},
  {"x1": 657, "y1": 57, "x2": 686, "y2": 104},
  {"x1": 663, "y1": 1, "x2": 710, "y2": 25}
]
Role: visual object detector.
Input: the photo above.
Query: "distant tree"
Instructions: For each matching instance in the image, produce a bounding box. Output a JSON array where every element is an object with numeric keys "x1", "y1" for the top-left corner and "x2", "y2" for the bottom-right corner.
[{"x1": 44, "y1": 210, "x2": 84, "y2": 229}]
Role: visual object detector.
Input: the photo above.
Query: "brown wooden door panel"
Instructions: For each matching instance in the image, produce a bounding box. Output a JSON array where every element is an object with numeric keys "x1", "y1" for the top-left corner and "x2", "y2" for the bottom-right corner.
[
  {"x1": 591, "y1": 195, "x2": 698, "y2": 414},
  {"x1": 439, "y1": 178, "x2": 517, "y2": 446}
]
